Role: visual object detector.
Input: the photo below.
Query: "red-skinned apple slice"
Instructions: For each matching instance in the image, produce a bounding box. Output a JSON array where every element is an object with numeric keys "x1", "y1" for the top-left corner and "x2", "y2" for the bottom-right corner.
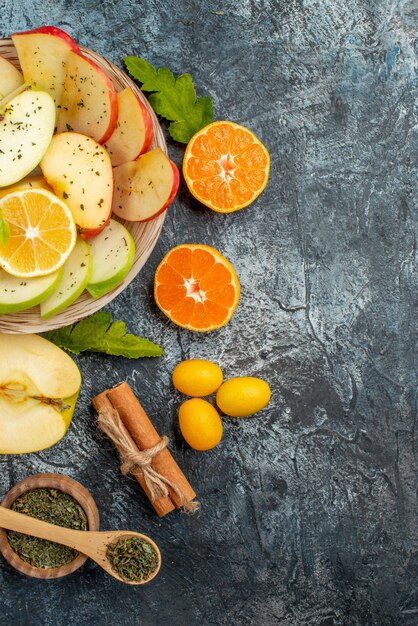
[
  {"x1": 104, "y1": 88, "x2": 153, "y2": 166},
  {"x1": 57, "y1": 51, "x2": 118, "y2": 144},
  {"x1": 12, "y1": 26, "x2": 80, "y2": 108},
  {"x1": 40, "y1": 132, "x2": 113, "y2": 239},
  {"x1": 112, "y1": 148, "x2": 179, "y2": 222}
]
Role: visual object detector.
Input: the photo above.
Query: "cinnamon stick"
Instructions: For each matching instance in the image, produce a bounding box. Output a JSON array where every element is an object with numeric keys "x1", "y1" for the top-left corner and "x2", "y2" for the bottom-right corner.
[
  {"x1": 92, "y1": 390, "x2": 175, "y2": 517},
  {"x1": 92, "y1": 382, "x2": 197, "y2": 516},
  {"x1": 107, "y1": 382, "x2": 196, "y2": 509}
]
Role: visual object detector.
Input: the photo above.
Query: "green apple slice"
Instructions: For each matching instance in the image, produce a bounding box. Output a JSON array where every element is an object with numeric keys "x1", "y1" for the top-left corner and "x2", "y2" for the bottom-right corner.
[
  {"x1": 0, "y1": 268, "x2": 61, "y2": 314},
  {"x1": 40, "y1": 238, "x2": 92, "y2": 319},
  {"x1": 0, "y1": 90, "x2": 55, "y2": 187},
  {"x1": 0, "y1": 333, "x2": 81, "y2": 453},
  {"x1": 86, "y1": 219, "x2": 135, "y2": 299}
]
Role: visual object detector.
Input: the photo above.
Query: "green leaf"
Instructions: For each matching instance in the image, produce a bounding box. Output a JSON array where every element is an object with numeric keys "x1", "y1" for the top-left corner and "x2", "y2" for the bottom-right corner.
[
  {"x1": 148, "y1": 73, "x2": 196, "y2": 122},
  {"x1": 124, "y1": 57, "x2": 175, "y2": 92},
  {"x1": 43, "y1": 312, "x2": 163, "y2": 358},
  {"x1": 0, "y1": 218, "x2": 9, "y2": 245},
  {"x1": 124, "y1": 56, "x2": 214, "y2": 143},
  {"x1": 168, "y1": 96, "x2": 214, "y2": 143}
]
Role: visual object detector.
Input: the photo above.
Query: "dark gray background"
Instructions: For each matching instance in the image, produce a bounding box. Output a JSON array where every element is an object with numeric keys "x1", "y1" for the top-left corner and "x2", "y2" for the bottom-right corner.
[{"x1": 0, "y1": 1, "x2": 416, "y2": 625}]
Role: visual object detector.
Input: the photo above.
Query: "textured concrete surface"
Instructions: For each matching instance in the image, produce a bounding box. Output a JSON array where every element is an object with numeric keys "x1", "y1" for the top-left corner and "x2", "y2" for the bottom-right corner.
[{"x1": 0, "y1": 1, "x2": 416, "y2": 625}]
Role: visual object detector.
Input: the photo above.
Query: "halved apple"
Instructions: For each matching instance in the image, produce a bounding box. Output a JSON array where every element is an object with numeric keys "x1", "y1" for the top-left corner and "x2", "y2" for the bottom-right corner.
[
  {"x1": 0, "y1": 268, "x2": 61, "y2": 314},
  {"x1": 40, "y1": 132, "x2": 113, "y2": 239},
  {"x1": 104, "y1": 88, "x2": 153, "y2": 166},
  {"x1": 40, "y1": 238, "x2": 92, "y2": 319},
  {"x1": 0, "y1": 56, "x2": 23, "y2": 100},
  {"x1": 0, "y1": 333, "x2": 81, "y2": 453},
  {"x1": 12, "y1": 26, "x2": 80, "y2": 108},
  {"x1": 86, "y1": 219, "x2": 135, "y2": 298},
  {"x1": 0, "y1": 90, "x2": 56, "y2": 187},
  {"x1": 57, "y1": 51, "x2": 118, "y2": 143},
  {"x1": 112, "y1": 148, "x2": 179, "y2": 222}
]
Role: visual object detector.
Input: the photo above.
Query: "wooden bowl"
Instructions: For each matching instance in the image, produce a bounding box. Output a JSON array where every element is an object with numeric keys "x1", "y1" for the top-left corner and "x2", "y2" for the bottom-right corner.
[
  {"x1": 0, "y1": 473, "x2": 100, "y2": 579},
  {"x1": 0, "y1": 39, "x2": 168, "y2": 334}
]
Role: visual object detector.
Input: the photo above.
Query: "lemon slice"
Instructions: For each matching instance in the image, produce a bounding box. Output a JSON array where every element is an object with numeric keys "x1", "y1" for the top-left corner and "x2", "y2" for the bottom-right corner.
[{"x1": 0, "y1": 188, "x2": 76, "y2": 277}]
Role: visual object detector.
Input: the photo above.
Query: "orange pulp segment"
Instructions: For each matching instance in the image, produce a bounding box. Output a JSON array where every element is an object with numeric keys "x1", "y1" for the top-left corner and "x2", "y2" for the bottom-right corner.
[
  {"x1": 183, "y1": 120, "x2": 270, "y2": 213},
  {"x1": 154, "y1": 244, "x2": 240, "y2": 331},
  {"x1": 0, "y1": 189, "x2": 76, "y2": 277}
]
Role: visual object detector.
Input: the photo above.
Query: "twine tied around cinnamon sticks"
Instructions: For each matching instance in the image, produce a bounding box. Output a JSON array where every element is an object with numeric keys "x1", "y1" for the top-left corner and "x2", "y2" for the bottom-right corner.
[
  {"x1": 93, "y1": 382, "x2": 199, "y2": 517},
  {"x1": 97, "y1": 407, "x2": 192, "y2": 508}
]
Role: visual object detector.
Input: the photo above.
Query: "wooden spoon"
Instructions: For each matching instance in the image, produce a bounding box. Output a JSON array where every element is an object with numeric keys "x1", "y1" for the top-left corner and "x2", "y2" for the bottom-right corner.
[{"x1": 0, "y1": 506, "x2": 161, "y2": 585}]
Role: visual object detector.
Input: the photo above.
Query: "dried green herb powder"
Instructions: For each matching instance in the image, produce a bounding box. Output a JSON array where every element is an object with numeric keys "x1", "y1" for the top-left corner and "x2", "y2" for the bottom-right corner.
[
  {"x1": 107, "y1": 536, "x2": 159, "y2": 582},
  {"x1": 8, "y1": 488, "x2": 88, "y2": 568}
]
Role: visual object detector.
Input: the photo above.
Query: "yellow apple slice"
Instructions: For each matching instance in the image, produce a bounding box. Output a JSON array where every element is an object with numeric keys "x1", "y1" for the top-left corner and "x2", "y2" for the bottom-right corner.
[
  {"x1": 40, "y1": 132, "x2": 113, "y2": 239},
  {"x1": 0, "y1": 57, "x2": 23, "y2": 100},
  {"x1": 0, "y1": 333, "x2": 81, "y2": 453},
  {"x1": 0, "y1": 398, "x2": 66, "y2": 454},
  {"x1": 0, "y1": 90, "x2": 56, "y2": 187}
]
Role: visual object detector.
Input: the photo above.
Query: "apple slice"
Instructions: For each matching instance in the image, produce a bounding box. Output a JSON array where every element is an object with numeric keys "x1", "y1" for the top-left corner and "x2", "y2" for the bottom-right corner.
[
  {"x1": 40, "y1": 132, "x2": 113, "y2": 239},
  {"x1": 12, "y1": 26, "x2": 80, "y2": 108},
  {"x1": 0, "y1": 333, "x2": 81, "y2": 453},
  {"x1": 104, "y1": 88, "x2": 153, "y2": 166},
  {"x1": 40, "y1": 238, "x2": 92, "y2": 319},
  {"x1": 86, "y1": 218, "x2": 135, "y2": 298},
  {"x1": 112, "y1": 148, "x2": 179, "y2": 222},
  {"x1": 0, "y1": 57, "x2": 24, "y2": 100},
  {"x1": 0, "y1": 90, "x2": 55, "y2": 187},
  {"x1": 57, "y1": 51, "x2": 118, "y2": 143},
  {"x1": 0, "y1": 268, "x2": 61, "y2": 314}
]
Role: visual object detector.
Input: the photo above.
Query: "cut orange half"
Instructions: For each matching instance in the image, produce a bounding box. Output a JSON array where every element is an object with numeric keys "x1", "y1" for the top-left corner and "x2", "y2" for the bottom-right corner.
[
  {"x1": 154, "y1": 244, "x2": 240, "y2": 332},
  {"x1": 0, "y1": 189, "x2": 76, "y2": 277},
  {"x1": 183, "y1": 120, "x2": 270, "y2": 213}
]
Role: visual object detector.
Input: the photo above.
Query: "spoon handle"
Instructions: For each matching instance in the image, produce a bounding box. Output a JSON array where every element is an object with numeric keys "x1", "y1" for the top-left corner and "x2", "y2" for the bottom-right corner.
[
  {"x1": 0, "y1": 506, "x2": 92, "y2": 553},
  {"x1": 0, "y1": 506, "x2": 161, "y2": 584}
]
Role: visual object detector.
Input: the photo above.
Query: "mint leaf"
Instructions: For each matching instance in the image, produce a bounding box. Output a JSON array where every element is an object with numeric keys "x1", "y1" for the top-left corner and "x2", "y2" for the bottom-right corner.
[
  {"x1": 124, "y1": 56, "x2": 214, "y2": 143},
  {"x1": 0, "y1": 218, "x2": 9, "y2": 245},
  {"x1": 168, "y1": 96, "x2": 214, "y2": 143},
  {"x1": 124, "y1": 57, "x2": 174, "y2": 92},
  {"x1": 44, "y1": 312, "x2": 163, "y2": 358},
  {"x1": 148, "y1": 73, "x2": 196, "y2": 121}
]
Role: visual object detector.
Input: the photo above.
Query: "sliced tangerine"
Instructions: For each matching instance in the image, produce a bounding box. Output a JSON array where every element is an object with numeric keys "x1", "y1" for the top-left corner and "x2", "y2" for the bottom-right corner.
[
  {"x1": 0, "y1": 189, "x2": 76, "y2": 277},
  {"x1": 183, "y1": 121, "x2": 270, "y2": 213},
  {"x1": 154, "y1": 244, "x2": 240, "y2": 332}
]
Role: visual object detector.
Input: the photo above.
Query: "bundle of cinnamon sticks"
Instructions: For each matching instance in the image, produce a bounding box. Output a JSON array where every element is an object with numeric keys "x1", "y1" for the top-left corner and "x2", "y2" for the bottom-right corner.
[{"x1": 92, "y1": 382, "x2": 197, "y2": 517}]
